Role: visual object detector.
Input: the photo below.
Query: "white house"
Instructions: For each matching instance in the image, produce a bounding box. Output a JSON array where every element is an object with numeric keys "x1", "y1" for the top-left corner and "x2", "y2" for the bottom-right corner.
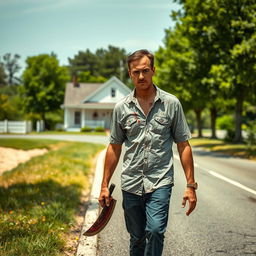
[{"x1": 61, "y1": 76, "x2": 132, "y2": 131}]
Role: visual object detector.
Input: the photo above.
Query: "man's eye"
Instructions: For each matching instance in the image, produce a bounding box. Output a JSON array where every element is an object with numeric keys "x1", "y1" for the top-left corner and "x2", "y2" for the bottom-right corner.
[
  {"x1": 143, "y1": 69, "x2": 150, "y2": 73},
  {"x1": 133, "y1": 71, "x2": 140, "y2": 75}
]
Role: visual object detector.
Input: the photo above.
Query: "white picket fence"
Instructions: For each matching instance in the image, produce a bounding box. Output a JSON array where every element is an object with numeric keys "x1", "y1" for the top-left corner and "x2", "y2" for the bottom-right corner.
[{"x1": 0, "y1": 120, "x2": 32, "y2": 134}]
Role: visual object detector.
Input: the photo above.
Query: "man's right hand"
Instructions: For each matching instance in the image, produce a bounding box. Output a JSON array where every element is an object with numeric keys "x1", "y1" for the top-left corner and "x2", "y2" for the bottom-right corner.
[{"x1": 98, "y1": 186, "x2": 110, "y2": 207}]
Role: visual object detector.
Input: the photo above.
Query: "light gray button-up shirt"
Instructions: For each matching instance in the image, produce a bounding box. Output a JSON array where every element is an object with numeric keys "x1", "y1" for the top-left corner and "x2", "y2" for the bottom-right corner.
[{"x1": 110, "y1": 86, "x2": 191, "y2": 195}]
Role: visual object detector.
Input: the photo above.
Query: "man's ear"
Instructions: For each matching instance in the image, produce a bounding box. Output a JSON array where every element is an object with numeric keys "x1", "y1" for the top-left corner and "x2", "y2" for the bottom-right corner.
[
  {"x1": 128, "y1": 69, "x2": 132, "y2": 78},
  {"x1": 152, "y1": 67, "x2": 156, "y2": 74}
]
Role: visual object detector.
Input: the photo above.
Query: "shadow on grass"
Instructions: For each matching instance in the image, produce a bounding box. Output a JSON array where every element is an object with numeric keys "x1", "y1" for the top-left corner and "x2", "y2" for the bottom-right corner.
[
  {"x1": 0, "y1": 179, "x2": 82, "y2": 212},
  {"x1": 0, "y1": 180, "x2": 84, "y2": 256}
]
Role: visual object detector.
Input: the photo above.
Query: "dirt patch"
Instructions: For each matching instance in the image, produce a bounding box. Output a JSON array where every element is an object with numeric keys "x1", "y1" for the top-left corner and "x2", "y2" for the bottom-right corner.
[{"x1": 0, "y1": 147, "x2": 48, "y2": 175}]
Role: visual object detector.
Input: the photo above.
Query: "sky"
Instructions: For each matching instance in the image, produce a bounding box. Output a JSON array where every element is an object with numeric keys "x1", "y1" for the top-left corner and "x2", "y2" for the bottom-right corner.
[{"x1": 0, "y1": 0, "x2": 180, "y2": 72}]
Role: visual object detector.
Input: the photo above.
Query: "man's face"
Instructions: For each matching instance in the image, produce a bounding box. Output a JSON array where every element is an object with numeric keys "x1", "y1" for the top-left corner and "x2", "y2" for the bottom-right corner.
[{"x1": 128, "y1": 56, "x2": 155, "y2": 91}]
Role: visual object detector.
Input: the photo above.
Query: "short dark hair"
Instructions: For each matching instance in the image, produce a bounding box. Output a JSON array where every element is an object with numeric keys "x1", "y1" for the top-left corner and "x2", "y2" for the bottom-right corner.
[{"x1": 127, "y1": 49, "x2": 154, "y2": 70}]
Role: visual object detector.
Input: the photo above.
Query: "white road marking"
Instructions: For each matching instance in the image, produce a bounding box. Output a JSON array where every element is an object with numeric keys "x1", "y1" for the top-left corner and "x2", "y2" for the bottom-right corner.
[
  {"x1": 174, "y1": 153, "x2": 256, "y2": 195},
  {"x1": 208, "y1": 170, "x2": 256, "y2": 196}
]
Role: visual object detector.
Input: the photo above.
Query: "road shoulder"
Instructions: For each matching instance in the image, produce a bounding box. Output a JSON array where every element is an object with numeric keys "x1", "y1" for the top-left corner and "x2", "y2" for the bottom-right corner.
[{"x1": 76, "y1": 148, "x2": 107, "y2": 256}]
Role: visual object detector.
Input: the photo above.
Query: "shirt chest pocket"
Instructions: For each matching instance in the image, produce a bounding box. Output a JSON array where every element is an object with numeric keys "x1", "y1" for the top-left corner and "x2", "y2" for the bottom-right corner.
[
  {"x1": 151, "y1": 116, "x2": 170, "y2": 134},
  {"x1": 124, "y1": 117, "x2": 141, "y2": 137}
]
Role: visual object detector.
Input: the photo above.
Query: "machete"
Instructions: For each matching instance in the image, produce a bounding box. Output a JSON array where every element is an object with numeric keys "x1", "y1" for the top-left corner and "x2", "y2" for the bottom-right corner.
[{"x1": 83, "y1": 183, "x2": 116, "y2": 236}]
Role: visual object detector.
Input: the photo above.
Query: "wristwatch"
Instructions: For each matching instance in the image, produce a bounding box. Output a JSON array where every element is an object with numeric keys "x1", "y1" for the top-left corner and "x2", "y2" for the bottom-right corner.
[{"x1": 187, "y1": 182, "x2": 198, "y2": 190}]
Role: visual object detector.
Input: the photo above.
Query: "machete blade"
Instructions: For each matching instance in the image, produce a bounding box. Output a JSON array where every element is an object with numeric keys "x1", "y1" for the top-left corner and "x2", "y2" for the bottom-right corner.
[{"x1": 83, "y1": 184, "x2": 116, "y2": 236}]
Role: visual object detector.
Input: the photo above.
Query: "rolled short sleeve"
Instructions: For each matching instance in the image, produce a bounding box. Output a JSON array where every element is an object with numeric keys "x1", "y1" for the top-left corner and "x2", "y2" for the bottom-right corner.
[
  {"x1": 109, "y1": 105, "x2": 126, "y2": 144},
  {"x1": 171, "y1": 100, "x2": 192, "y2": 143}
]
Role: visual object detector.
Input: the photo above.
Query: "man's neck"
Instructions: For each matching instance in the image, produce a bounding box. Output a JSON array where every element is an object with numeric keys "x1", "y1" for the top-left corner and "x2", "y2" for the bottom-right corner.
[{"x1": 135, "y1": 83, "x2": 156, "y2": 101}]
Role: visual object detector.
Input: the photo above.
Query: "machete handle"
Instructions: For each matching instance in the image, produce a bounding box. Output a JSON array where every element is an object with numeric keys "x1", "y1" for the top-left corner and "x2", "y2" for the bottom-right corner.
[{"x1": 109, "y1": 183, "x2": 115, "y2": 196}]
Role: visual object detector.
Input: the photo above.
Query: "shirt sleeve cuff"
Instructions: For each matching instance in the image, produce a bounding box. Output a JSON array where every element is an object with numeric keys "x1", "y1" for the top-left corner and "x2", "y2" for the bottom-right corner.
[{"x1": 174, "y1": 133, "x2": 192, "y2": 143}]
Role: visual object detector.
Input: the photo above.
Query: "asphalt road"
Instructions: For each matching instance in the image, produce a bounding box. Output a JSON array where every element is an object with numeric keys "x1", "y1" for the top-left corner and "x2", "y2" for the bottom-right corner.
[
  {"x1": 1, "y1": 134, "x2": 255, "y2": 255},
  {"x1": 97, "y1": 147, "x2": 256, "y2": 256}
]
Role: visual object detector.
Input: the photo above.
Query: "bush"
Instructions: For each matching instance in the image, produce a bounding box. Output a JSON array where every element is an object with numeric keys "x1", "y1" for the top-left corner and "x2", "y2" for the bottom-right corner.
[
  {"x1": 216, "y1": 115, "x2": 234, "y2": 130},
  {"x1": 81, "y1": 126, "x2": 92, "y2": 132},
  {"x1": 245, "y1": 121, "x2": 256, "y2": 149},
  {"x1": 224, "y1": 128, "x2": 235, "y2": 142},
  {"x1": 94, "y1": 126, "x2": 105, "y2": 132}
]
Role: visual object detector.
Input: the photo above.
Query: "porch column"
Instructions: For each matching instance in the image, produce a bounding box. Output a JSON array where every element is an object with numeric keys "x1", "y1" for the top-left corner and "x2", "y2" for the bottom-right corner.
[
  {"x1": 64, "y1": 108, "x2": 68, "y2": 130},
  {"x1": 81, "y1": 109, "x2": 85, "y2": 128}
]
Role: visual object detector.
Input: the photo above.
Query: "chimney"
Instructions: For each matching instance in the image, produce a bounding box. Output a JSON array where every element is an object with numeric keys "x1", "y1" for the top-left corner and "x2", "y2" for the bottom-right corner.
[{"x1": 72, "y1": 75, "x2": 80, "y2": 88}]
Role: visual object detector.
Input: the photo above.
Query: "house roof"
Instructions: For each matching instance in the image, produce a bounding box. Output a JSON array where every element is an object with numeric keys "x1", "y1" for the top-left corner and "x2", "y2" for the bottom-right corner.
[
  {"x1": 82, "y1": 76, "x2": 131, "y2": 103},
  {"x1": 63, "y1": 76, "x2": 131, "y2": 108},
  {"x1": 64, "y1": 82, "x2": 102, "y2": 106}
]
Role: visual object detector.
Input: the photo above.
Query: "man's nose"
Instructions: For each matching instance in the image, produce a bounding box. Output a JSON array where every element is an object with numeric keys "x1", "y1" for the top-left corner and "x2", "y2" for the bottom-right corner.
[{"x1": 139, "y1": 71, "x2": 144, "y2": 80}]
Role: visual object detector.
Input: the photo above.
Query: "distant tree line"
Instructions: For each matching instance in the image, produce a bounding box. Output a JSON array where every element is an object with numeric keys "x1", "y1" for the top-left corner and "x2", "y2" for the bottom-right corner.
[
  {"x1": 155, "y1": 0, "x2": 256, "y2": 143},
  {"x1": 68, "y1": 45, "x2": 130, "y2": 84}
]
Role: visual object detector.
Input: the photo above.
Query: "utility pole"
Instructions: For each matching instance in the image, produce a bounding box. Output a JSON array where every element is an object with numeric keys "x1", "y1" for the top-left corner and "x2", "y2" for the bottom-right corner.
[{"x1": 119, "y1": 59, "x2": 124, "y2": 82}]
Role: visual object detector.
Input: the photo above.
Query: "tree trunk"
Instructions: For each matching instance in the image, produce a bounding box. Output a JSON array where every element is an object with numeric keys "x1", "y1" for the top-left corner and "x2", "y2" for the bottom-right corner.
[
  {"x1": 195, "y1": 109, "x2": 203, "y2": 138},
  {"x1": 234, "y1": 93, "x2": 243, "y2": 143},
  {"x1": 210, "y1": 107, "x2": 217, "y2": 139}
]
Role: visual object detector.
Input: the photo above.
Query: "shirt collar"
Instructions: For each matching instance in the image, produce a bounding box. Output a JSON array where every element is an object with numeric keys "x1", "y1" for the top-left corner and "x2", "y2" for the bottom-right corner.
[{"x1": 127, "y1": 84, "x2": 163, "y2": 104}]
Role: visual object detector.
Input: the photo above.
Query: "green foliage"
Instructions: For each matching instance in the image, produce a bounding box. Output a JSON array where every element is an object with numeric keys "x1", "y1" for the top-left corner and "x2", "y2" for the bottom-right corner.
[
  {"x1": 216, "y1": 115, "x2": 234, "y2": 130},
  {"x1": 94, "y1": 126, "x2": 105, "y2": 132},
  {"x1": 245, "y1": 121, "x2": 256, "y2": 149},
  {"x1": 77, "y1": 71, "x2": 106, "y2": 83},
  {"x1": 0, "y1": 86, "x2": 24, "y2": 120},
  {"x1": 68, "y1": 45, "x2": 129, "y2": 82},
  {"x1": 45, "y1": 110, "x2": 64, "y2": 131},
  {"x1": 0, "y1": 64, "x2": 7, "y2": 86},
  {"x1": 216, "y1": 115, "x2": 236, "y2": 142},
  {"x1": 156, "y1": 0, "x2": 256, "y2": 141},
  {"x1": 80, "y1": 126, "x2": 92, "y2": 132},
  {"x1": 21, "y1": 54, "x2": 69, "y2": 126}
]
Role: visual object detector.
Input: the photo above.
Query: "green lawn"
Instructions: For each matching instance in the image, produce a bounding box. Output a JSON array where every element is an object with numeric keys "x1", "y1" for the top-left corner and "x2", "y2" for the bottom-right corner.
[
  {"x1": 190, "y1": 137, "x2": 256, "y2": 160},
  {"x1": 0, "y1": 138, "x2": 61, "y2": 150},
  {"x1": 30, "y1": 130, "x2": 107, "y2": 136},
  {"x1": 0, "y1": 139, "x2": 105, "y2": 256}
]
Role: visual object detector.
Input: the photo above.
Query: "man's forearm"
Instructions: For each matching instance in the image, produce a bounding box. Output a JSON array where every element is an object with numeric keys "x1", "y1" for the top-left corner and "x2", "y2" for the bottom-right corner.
[
  {"x1": 101, "y1": 143, "x2": 122, "y2": 188},
  {"x1": 177, "y1": 141, "x2": 195, "y2": 184}
]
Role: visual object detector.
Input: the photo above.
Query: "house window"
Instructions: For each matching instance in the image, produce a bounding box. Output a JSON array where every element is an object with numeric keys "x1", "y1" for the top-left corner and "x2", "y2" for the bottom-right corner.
[
  {"x1": 74, "y1": 111, "x2": 81, "y2": 125},
  {"x1": 111, "y1": 88, "x2": 116, "y2": 98},
  {"x1": 93, "y1": 112, "x2": 98, "y2": 119}
]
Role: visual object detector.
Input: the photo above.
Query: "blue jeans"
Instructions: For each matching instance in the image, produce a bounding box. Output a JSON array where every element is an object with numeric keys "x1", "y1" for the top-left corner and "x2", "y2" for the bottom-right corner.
[{"x1": 122, "y1": 185, "x2": 172, "y2": 256}]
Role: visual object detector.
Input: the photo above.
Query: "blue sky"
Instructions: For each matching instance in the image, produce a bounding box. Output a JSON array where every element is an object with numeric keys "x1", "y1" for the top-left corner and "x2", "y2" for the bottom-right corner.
[{"x1": 0, "y1": 0, "x2": 180, "y2": 71}]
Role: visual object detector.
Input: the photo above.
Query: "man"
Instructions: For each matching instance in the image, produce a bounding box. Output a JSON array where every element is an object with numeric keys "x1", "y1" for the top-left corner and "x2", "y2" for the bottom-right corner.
[{"x1": 99, "y1": 49, "x2": 197, "y2": 256}]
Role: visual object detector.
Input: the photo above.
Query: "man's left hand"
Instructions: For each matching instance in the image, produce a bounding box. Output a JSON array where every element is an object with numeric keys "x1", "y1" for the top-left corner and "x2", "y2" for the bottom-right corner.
[{"x1": 182, "y1": 188, "x2": 197, "y2": 216}]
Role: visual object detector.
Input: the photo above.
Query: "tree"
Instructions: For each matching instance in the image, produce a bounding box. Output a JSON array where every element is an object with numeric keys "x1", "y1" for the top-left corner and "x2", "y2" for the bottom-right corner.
[
  {"x1": 21, "y1": 54, "x2": 68, "y2": 128},
  {"x1": 0, "y1": 85, "x2": 24, "y2": 120},
  {"x1": 173, "y1": 0, "x2": 256, "y2": 142},
  {"x1": 0, "y1": 64, "x2": 7, "y2": 86},
  {"x1": 155, "y1": 24, "x2": 208, "y2": 137},
  {"x1": 68, "y1": 49, "x2": 99, "y2": 77},
  {"x1": 1, "y1": 53, "x2": 21, "y2": 85},
  {"x1": 157, "y1": 0, "x2": 256, "y2": 141},
  {"x1": 77, "y1": 71, "x2": 106, "y2": 83},
  {"x1": 96, "y1": 45, "x2": 128, "y2": 81},
  {"x1": 68, "y1": 45, "x2": 129, "y2": 83}
]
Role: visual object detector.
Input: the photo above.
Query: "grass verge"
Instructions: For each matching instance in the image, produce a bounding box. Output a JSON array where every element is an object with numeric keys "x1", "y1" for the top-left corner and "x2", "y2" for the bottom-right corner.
[
  {"x1": 30, "y1": 131, "x2": 107, "y2": 136},
  {"x1": 0, "y1": 138, "x2": 61, "y2": 150},
  {"x1": 190, "y1": 137, "x2": 256, "y2": 160},
  {"x1": 0, "y1": 139, "x2": 105, "y2": 256}
]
